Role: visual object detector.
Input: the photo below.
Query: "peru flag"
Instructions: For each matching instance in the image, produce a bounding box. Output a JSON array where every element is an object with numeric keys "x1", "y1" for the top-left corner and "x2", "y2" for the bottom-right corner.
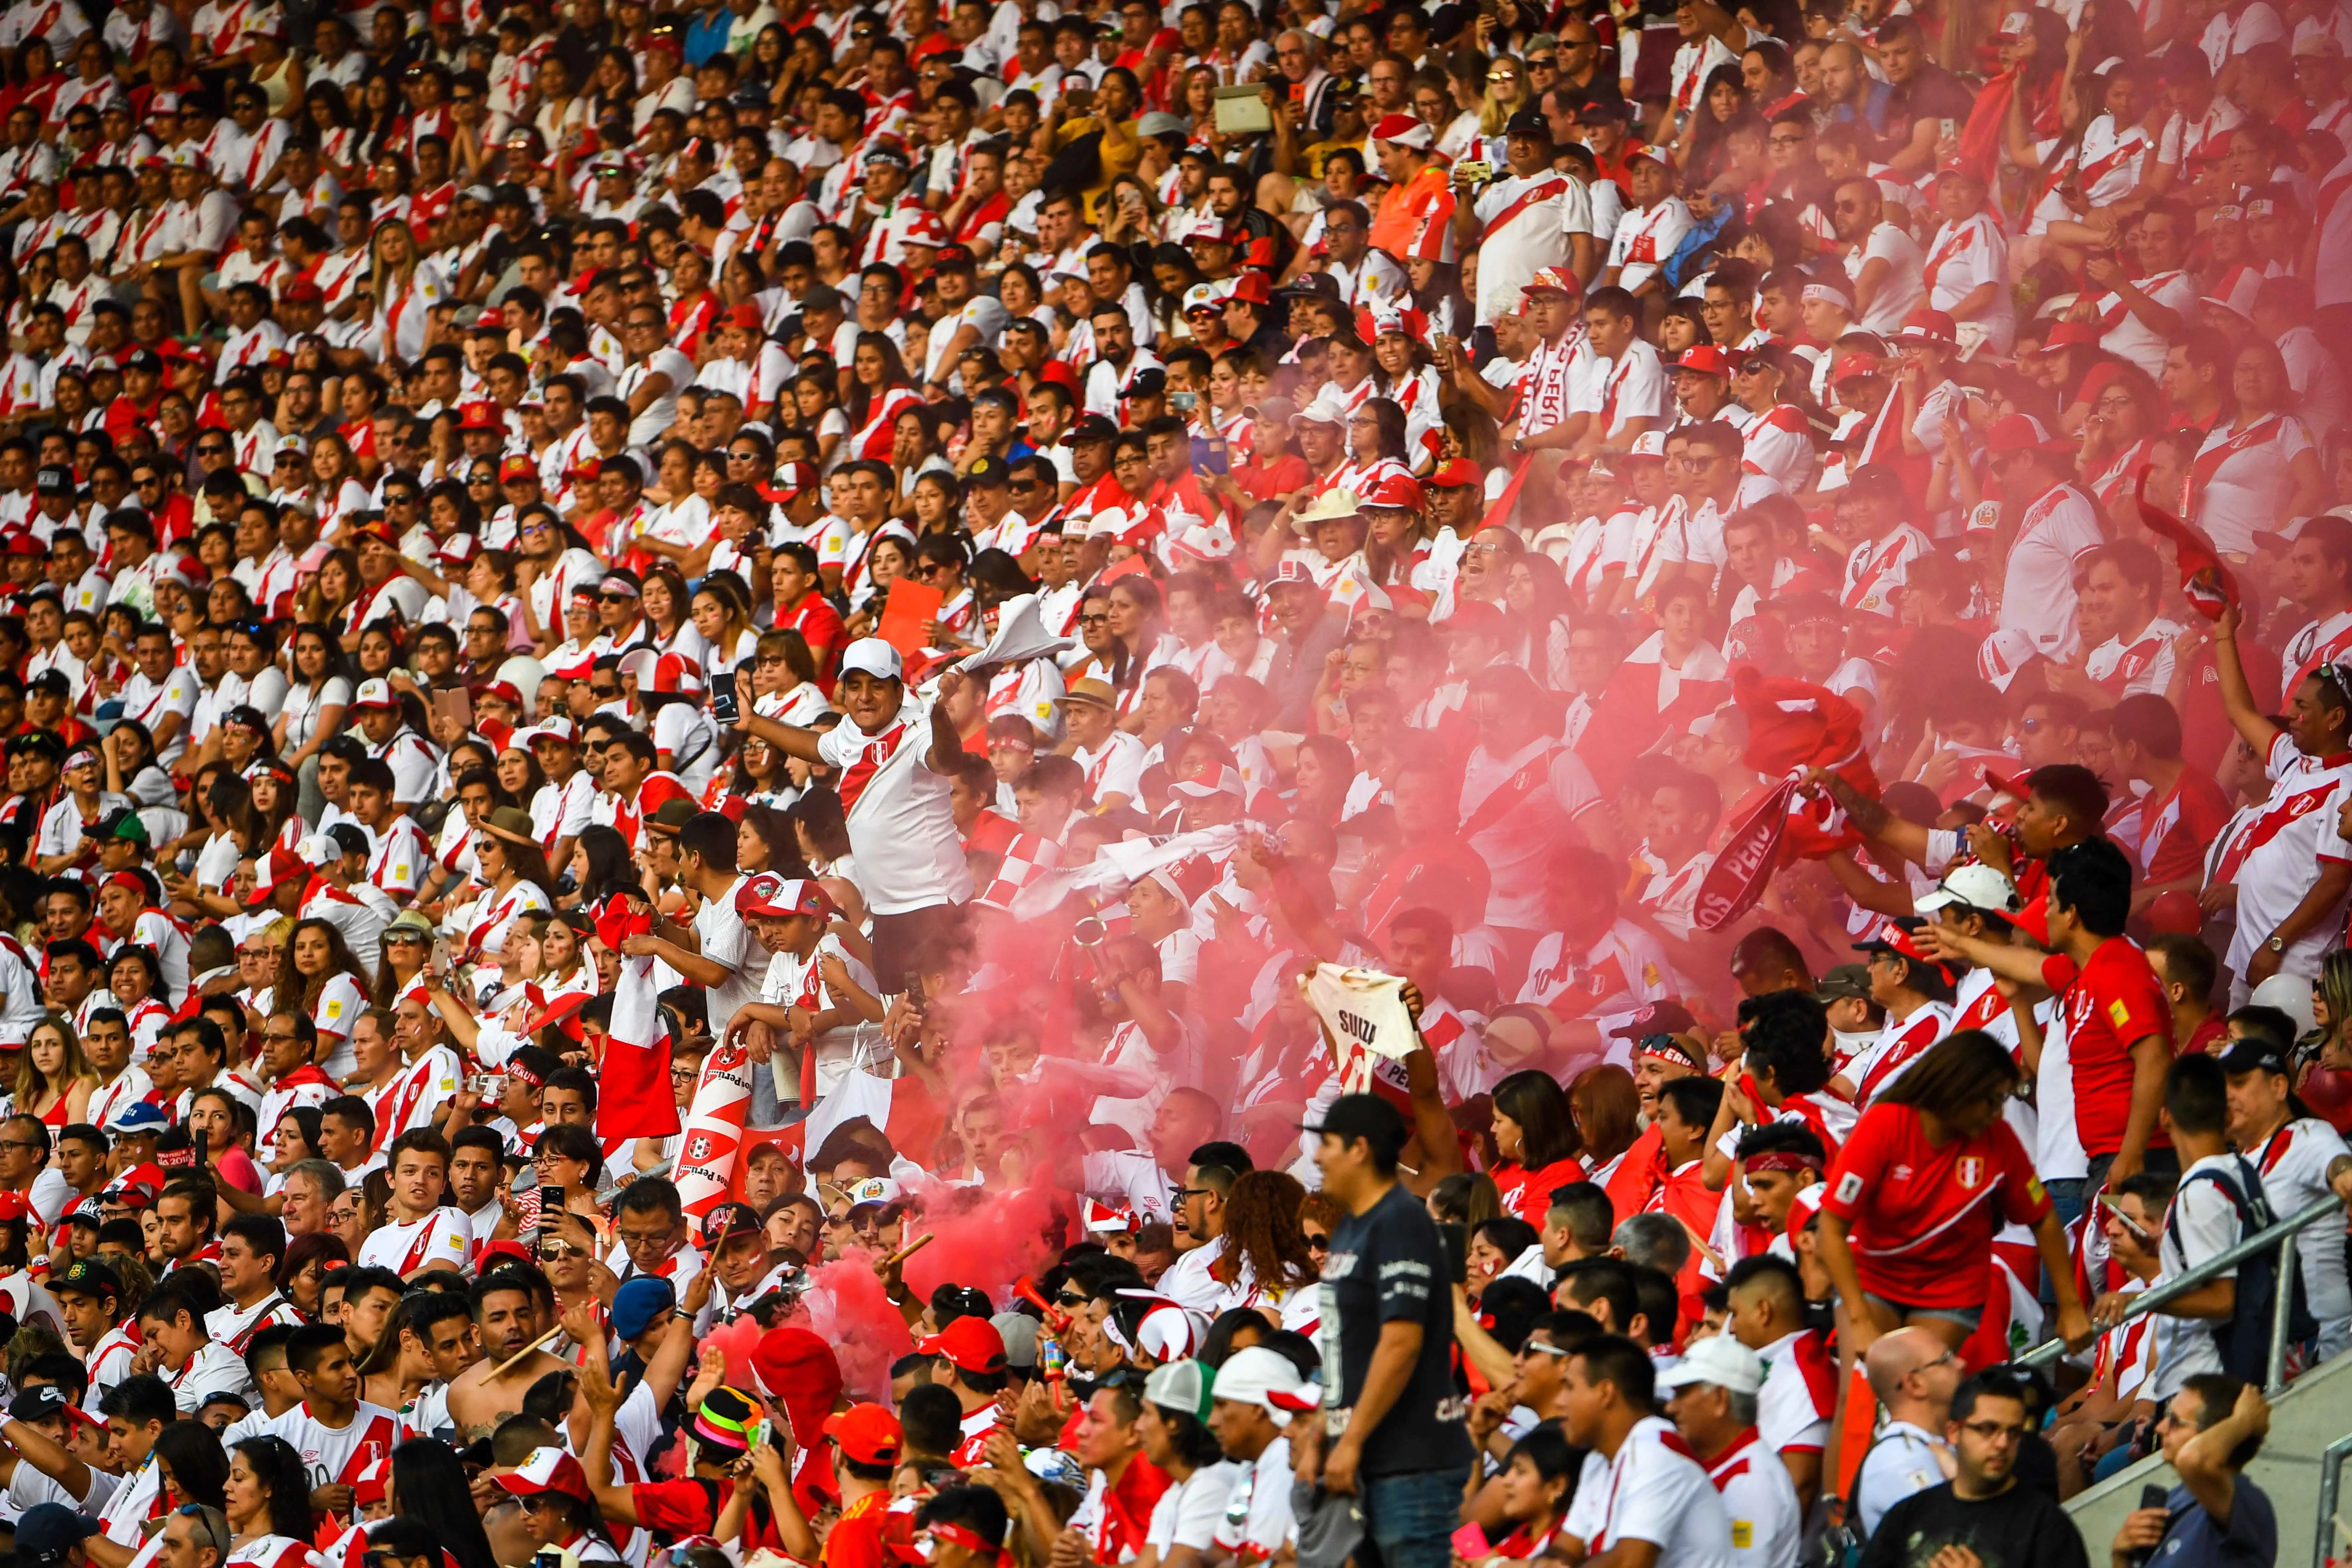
[{"x1": 592, "y1": 893, "x2": 678, "y2": 1141}]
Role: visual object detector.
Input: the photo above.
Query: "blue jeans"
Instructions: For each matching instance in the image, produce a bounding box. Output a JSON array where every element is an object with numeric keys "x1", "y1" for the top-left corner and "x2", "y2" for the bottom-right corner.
[
  {"x1": 2046, "y1": 1178, "x2": 2085, "y2": 1230},
  {"x1": 1360, "y1": 1466, "x2": 1473, "y2": 1568}
]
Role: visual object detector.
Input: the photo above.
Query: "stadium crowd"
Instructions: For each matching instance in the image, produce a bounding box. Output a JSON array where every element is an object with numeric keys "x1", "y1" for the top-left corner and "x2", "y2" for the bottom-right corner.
[{"x1": 0, "y1": 0, "x2": 2344, "y2": 1561}]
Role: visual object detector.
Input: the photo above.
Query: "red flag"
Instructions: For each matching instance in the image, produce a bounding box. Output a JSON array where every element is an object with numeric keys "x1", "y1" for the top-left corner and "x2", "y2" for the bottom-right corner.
[
  {"x1": 1483, "y1": 454, "x2": 1536, "y2": 532},
  {"x1": 1694, "y1": 774, "x2": 1798, "y2": 931},
  {"x1": 1731, "y1": 666, "x2": 1880, "y2": 859},
  {"x1": 2134, "y1": 475, "x2": 2239, "y2": 621},
  {"x1": 593, "y1": 892, "x2": 679, "y2": 1141}
]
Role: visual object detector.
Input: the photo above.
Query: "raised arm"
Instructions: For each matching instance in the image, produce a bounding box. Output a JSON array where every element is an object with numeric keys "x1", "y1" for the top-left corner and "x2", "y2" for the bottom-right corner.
[{"x1": 2211, "y1": 601, "x2": 2285, "y2": 755}]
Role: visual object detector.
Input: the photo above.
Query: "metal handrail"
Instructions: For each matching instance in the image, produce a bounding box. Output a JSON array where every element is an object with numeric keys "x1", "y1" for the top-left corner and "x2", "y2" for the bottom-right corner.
[
  {"x1": 2015, "y1": 1192, "x2": 2343, "y2": 1396},
  {"x1": 2311, "y1": 1433, "x2": 2352, "y2": 1568}
]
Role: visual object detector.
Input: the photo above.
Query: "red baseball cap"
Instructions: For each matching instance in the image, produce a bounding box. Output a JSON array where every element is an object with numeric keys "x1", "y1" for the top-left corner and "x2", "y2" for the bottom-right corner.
[
  {"x1": 1671, "y1": 345, "x2": 1734, "y2": 377},
  {"x1": 1427, "y1": 458, "x2": 1480, "y2": 489},
  {"x1": 1359, "y1": 472, "x2": 1424, "y2": 510},
  {"x1": 823, "y1": 1404, "x2": 903, "y2": 1465},
  {"x1": 915, "y1": 1314, "x2": 1007, "y2": 1374}
]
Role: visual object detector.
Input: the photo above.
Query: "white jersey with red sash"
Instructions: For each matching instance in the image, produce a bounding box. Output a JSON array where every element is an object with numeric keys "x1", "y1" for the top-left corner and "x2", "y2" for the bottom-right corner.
[
  {"x1": 204, "y1": 1292, "x2": 303, "y2": 1357},
  {"x1": 1841, "y1": 522, "x2": 1930, "y2": 618},
  {"x1": 2186, "y1": 415, "x2": 2286, "y2": 517},
  {"x1": 949, "y1": 1403, "x2": 1007, "y2": 1468},
  {"x1": 376, "y1": 1044, "x2": 464, "y2": 1144},
  {"x1": 356, "y1": 1207, "x2": 473, "y2": 1275},
  {"x1": 85, "y1": 1322, "x2": 139, "y2": 1415},
  {"x1": 226, "y1": 1401, "x2": 405, "y2": 1498},
  {"x1": 84, "y1": 1066, "x2": 152, "y2": 1131},
  {"x1": 1847, "y1": 1000, "x2": 1955, "y2": 1105},
  {"x1": 1517, "y1": 918, "x2": 1673, "y2": 1029},
  {"x1": 2283, "y1": 608, "x2": 2352, "y2": 694},
  {"x1": 2084, "y1": 617, "x2": 2184, "y2": 697}
]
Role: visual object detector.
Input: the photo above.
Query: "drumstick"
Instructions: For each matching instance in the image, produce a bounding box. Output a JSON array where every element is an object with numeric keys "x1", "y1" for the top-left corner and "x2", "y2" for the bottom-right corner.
[
  {"x1": 491, "y1": 1325, "x2": 565, "y2": 1380},
  {"x1": 886, "y1": 1233, "x2": 935, "y2": 1266}
]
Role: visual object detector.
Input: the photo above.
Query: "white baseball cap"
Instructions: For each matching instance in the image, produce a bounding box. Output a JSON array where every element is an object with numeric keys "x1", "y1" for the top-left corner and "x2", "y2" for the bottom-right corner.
[
  {"x1": 1912, "y1": 862, "x2": 2021, "y2": 917},
  {"x1": 839, "y1": 638, "x2": 903, "y2": 681},
  {"x1": 1211, "y1": 1346, "x2": 1320, "y2": 1418},
  {"x1": 845, "y1": 1176, "x2": 902, "y2": 1210},
  {"x1": 1656, "y1": 1333, "x2": 1765, "y2": 1396}
]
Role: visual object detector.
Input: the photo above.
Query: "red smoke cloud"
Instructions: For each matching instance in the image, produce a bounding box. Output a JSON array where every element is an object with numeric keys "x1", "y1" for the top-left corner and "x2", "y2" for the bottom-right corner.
[
  {"x1": 699, "y1": 1312, "x2": 769, "y2": 1393},
  {"x1": 900, "y1": 1185, "x2": 1072, "y2": 1304},
  {"x1": 796, "y1": 1253, "x2": 914, "y2": 1403}
]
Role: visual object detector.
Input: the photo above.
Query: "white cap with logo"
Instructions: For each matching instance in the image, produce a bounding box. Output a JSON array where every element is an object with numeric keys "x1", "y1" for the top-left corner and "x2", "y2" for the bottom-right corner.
[{"x1": 839, "y1": 638, "x2": 903, "y2": 681}]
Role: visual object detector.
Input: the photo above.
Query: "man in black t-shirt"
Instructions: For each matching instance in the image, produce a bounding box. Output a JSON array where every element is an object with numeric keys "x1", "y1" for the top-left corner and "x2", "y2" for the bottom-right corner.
[
  {"x1": 1308, "y1": 1093, "x2": 1475, "y2": 1568},
  {"x1": 1873, "y1": 16, "x2": 1978, "y2": 178},
  {"x1": 1861, "y1": 1372, "x2": 2088, "y2": 1568}
]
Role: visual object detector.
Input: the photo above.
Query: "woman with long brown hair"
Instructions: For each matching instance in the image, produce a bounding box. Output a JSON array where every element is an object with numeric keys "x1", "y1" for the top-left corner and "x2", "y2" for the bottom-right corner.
[
  {"x1": 1207, "y1": 1168, "x2": 1320, "y2": 1319},
  {"x1": 273, "y1": 918, "x2": 375, "y2": 1077},
  {"x1": 844, "y1": 333, "x2": 922, "y2": 463},
  {"x1": 12, "y1": 1013, "x2": 95, "y2": 1127}
]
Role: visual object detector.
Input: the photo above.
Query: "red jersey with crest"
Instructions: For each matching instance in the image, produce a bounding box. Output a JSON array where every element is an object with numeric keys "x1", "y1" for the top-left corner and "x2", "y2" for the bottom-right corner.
[{"x1": 1820, "y1": 1101, "x2": 2051, "y2": 1307}]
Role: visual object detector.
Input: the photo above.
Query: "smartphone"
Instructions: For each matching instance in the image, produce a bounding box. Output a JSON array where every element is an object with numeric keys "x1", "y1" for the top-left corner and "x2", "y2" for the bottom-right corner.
[
  {"x1": 753, "y1": 1417, "x2": 772, "y2": 1450},
  {"x1": 432, "y1": 685, "x2": 474, "y2": 734},
  {"x1": 711, "y1": 669, "x2": 740, "y2": 725},
  {"x1": 1939, "y1": 118, "x2": 1958, "y2": 139},
  {"x1": 1189, "y1": 434, "x2": 1230, "y2": 475},
  {"x1": 2124, "y1": 1483, "x2": 2170, "y2": 1565},
  {"x1": 1455, "y1": 159, "x2": 1493, "y2": 185},
  {"x1": 533, "y1": 1185, "x2": 565, "y2": 1256},
  {"x1": 467, "y1": 1072, "x2": 503, "y2": 1098},
  {"x1": 1440, "y1": 1221, "x2": 1468, "y2": 1285}
]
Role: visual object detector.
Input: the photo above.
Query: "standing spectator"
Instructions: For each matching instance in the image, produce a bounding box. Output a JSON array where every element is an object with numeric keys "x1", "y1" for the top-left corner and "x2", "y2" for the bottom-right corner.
[{"x1": 1306, "y1": 1092, "x2": 1475, "y2": 1566}]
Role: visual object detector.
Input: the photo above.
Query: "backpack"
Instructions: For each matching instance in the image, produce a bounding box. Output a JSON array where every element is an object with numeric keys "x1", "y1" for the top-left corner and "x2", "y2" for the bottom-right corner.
[{"x1": 2163, "y1": 1153, "x2": 2316, "y2": 1383}]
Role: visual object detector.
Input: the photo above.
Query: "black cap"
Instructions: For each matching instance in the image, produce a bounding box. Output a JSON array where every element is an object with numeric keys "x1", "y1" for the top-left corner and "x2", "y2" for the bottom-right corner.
[
  {"x1": 1504, "y1": 108, "x2": 1552, "y2": 140},
  {"x1": 700, "y1": 1202, "x2": 763, "y2": 1248},
  {"x1": 965, "y1": 456, "x2": 1011, "y2": 488},
  {"x1": 34, "y1": 466, "x2": 72, "y2": 496},
  {"x1": 122, "y1": 348, "x2": 161, "y2": 374},
  {"x1": 15, "y1": 1505, "x2": 101, "y2": 1568},
  {"x1": 1300, "y1": 1091, "x2": 1409, "y2": 1158},
  {"x1": 2217, "y1": 1036, "x2": 2292, "y2": 1077},
  {"x1": 1068, "y1": 414, "x2": 1119, "y2": 445},
  {"x1": 84, "y1": 806, "x2": 147, "y2": 844},
  {"x1": 1576, "y1": 95, "x2": 1628, "y2": 122},
  {"x1": 1125, "y1": 367, "x2": 1167, "y2": 398},
  {"x1": 1605, "y1": 999, "x2": 1698, "y2": 1038},
  {"x1": 11, "y1": 1385, "x2": 73, "y2": 1422},
  {"x1": 1277, "y1": 273, "x2": 1342, "y2": 303}
]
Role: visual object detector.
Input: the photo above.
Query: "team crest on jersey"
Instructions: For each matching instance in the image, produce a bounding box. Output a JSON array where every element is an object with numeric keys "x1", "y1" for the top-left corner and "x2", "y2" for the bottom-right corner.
[{"x1": 1955, "y1": 1156, "x2": 1984, "y2": 1189}]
